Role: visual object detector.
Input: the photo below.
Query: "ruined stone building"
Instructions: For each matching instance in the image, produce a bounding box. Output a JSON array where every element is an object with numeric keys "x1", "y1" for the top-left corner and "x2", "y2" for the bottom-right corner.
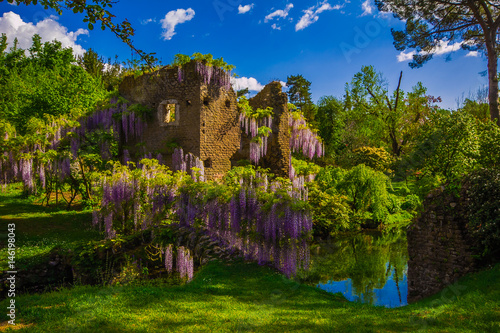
[{"x1": 118, "y1": 60, "x2": 290, "y2": 180}]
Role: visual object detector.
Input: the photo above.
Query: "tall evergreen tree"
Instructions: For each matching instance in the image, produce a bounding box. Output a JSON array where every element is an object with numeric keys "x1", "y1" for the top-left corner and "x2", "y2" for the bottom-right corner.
[{"x1": 286, "y1": 74, "x2": 315, "y2": 121}]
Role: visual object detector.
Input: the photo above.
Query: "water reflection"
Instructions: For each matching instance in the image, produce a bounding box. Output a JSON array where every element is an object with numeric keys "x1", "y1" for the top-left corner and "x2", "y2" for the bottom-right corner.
[{"x1": 306, "y1": 231, "x2": 408, "y2": 308}]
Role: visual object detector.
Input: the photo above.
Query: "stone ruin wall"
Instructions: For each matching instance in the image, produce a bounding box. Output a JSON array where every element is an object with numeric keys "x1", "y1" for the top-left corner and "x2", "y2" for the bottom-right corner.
[
  {"x1": 119, "y1": 62, "x2": 291, "y2": 180},
  {"x1": 231, "y1": 82, "x2": 290, "y2": 177},
  {"x1": 249, "y1": 82, "x2": 290, "y2": 178},
  {"x1": 119, "y1": 61, "x2": 240, "y2": 179},
  {"x1": 199, "y1": 83, "x2": 240, "y2": 180},
  {"x1": 407, "y1": 186, "x2": 475, "y2": 303}
]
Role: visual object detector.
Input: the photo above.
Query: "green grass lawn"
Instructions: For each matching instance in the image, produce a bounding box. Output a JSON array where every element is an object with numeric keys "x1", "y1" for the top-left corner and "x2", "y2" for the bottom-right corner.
[
  {"x1": 1, "y1": 184, "x2": 499, "y2": 332},
  {"x1": 0, "y1": 184, "x2": 101, "y2": 271}
]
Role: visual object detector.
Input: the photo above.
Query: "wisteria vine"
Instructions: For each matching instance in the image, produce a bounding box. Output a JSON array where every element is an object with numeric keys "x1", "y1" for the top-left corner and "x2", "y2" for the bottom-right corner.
[{"x1": 289, "y1": 111, "x2": 324, "y2": 160}]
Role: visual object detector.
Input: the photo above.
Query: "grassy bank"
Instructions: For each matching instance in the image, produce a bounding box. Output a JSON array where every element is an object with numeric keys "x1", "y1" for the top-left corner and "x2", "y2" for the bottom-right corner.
[
  {"x1": 1, "y1": 185, "x2": 499, "y2": 332},
  {"x1": 1, "y1": 261, "x2": 499, "y2": 332}
]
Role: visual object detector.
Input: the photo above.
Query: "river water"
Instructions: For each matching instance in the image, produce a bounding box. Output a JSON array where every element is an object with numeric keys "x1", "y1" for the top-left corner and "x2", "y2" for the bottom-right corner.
[{"x1": 306, "y1": 231, "x2": 408, "y2": 308}]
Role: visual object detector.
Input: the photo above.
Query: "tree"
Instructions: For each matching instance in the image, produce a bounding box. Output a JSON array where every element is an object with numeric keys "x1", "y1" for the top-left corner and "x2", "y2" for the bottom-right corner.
[
  {"x1": 316, "y1": 96, "x2": 345, "y2": 157},
  {"x1": 0, "y1": 35, "x2": 106, "y2": 134},
  {"x1": 345, "y1": 66, "x2": 439, "y2": 157},
  {"x1": 286, "y1": 74, "x2": 315, "y2": 121},
  {"x1": 2, "y1": 0, "x2": 158, "y2": 68},
  {"x1": 376, "y1": 0, "x2": 500, "y2": 125}
]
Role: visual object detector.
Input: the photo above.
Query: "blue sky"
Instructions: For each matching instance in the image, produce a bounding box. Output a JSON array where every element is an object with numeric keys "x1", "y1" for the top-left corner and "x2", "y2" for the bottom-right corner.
[{"x1": 0, "y1": 0, "x2": 492, "y2": 109}]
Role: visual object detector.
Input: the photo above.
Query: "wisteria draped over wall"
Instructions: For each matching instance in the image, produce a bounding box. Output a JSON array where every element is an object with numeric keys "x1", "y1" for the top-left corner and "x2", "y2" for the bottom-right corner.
[
  {"x1": 71, "y1": 98, "x2": 146, "y2": 160},
  {"x1": 239, "y1": 114, "x2": 273, "y2": 164},
  {"x1": 91, "y1": 159, "x2": 311, "y2": 277},
  {"x1": 194, "y1": 62, "x2": 232, "y2": 90},
  {"x1": 289, "y1": 113, "x2": 324, "y2": 160},
  {"x1": 172, "y1": 148, "x2": 205, "y2": 182}
]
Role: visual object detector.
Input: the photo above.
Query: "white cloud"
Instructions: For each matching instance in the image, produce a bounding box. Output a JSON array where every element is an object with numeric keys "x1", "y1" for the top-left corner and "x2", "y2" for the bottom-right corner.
[
  {"x1": 238, "y1": 4, "x2": 254, "y2": 14},
  {"x1": 466, "y1": 51, "x2": 479, "y2": 57},
  {"x1": 280, "y1": 81, "x2": 287, "y2": 87},
  {"x1": 361, "y1": 0, "x2": 374, "y2": 16},
  {"x1": 431, "y1": 40, "x2": 463, "y2": 55},
  {"x1": 141, "y1": 18, "x2": 156, "y2": 25},
  {"x1": 295, "y1": 1, "x2": 341, "y2": 31},
  {"x1": 265, "y1": 4, "x2": 294, "y2": 22},
  {"x1": 271, "y1": 23, "x2": 281, "y2": 30},
  {"x1": 231, "y1": 77, "x2": 265, "y2": 92},
  {"x1": 397, "y1": 40, "x2": 465, "y2": 62},
  {"x1": 397, "y1": 50, "x2": 416, "y2": 62},
  {"x1": 0, "y1": 11, "x2": 88, "y2": 56},
  {"x1": 160, "y1": 8, "x2": 195, "y2": 41}
]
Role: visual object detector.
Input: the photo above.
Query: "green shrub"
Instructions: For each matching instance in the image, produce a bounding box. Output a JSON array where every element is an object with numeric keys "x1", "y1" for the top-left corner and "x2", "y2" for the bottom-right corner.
[
  {"x1": 401, "y1": 194, "x2": 421, "y2": 212},
  {"x1": 308, "y1": 184, "x2": 352, "y2": 236},
  {"x1": 387, "y1": 194, "x2": 402, "y2": 214},
  {"x1": 351, "y1": 146, "x2": 393, "y2": 172},
  {"x1": 339, "y1": 164, "x2": 390, "y2": 223},
  {"x1": 315, "y1": 165, "x2": 346, "y2": 193},
  {"x1": 292, "y1": 157, "x2": 321, "y2": 177}
]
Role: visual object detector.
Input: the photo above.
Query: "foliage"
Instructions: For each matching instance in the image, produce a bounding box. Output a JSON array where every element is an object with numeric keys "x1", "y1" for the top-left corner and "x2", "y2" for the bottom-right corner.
[
  {"x1": 315, "y1": 96, "x2": 346, "y2": 157},
  {"x1": 461, "y1": 98, "x2": 490, "y2": 123},
  {"x1": 464, "y1": 168, "x2": 500, "y2": 264},
  {"x1": 314, "y1": 165, "x2": 392, "y2": 229},
  {"x1": 351, "y1": 146, "x2": 393, "y2": 172},
  {"x1": 0, "y1": 35, "x2": 108, "y2": 135},
  {"x1": 339, "y1": 164, "x2": 390, "y2": 224},
  {"x1": 77, "y1": 48, "x2": 123, "y2": 91},
  {"x1": 237, "y1": 96, "x2": 273, "y2": 119},
  {"x1": 308, "y1": 184, "x2": 351, "y2": 236},
  {"x1": 291, "y1": 157, "x2": 321, "y2": 177},
  {"x1": 171, "y1": 52, "x2": 235, "y2": 72},
  {"x1": 401, "y1": 110, "x2": 481, "y2": 182},
  {"x1": 376, "y1": 0, "x2": 500, "y2": 123},
  {"x1": 477, "y1": 120, "x2": 500, "y2": 169},
  {"x1": 286, "y1": 74, "x2": 315, "y2": 122},
  {"x1": 400, "y1": 194, "x2": 421, "y2": 212},
  {"x1": 344, "y1": 66, "x2": 439, "y2": 157}
]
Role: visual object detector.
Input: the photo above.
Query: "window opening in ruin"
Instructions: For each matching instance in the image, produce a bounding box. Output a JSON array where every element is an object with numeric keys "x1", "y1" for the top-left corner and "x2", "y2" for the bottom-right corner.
[
  {"x1": 163, "y1": 104, "x2": 176, "y2": 123},
  {"x1": 203, "y1": 97, "x2": 210, "y2": 106},
  {"x1": 204, "y1": 158, "x2": 212, "y2": 168},
  {"x1": 225, "y1": 100, "x2": 231, "y2": 108},
  {"x1": 186, "y1": 100, "x2": 192, "y2": 106}
]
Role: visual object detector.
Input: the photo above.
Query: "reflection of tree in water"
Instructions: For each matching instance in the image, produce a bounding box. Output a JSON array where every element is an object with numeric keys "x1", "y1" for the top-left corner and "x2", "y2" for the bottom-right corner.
[{"x1": 307, "y1": 231, "x2": 408, "y2": 304}]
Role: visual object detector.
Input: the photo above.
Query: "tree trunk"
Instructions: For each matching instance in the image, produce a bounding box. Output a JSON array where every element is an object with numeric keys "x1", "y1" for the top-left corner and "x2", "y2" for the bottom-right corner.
[{"x1": 487, "y1": 46, "x2": 499, "y2": 125}]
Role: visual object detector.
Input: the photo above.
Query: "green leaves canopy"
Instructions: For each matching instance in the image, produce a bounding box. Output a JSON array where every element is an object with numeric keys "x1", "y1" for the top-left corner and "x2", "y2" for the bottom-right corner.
[{"x1": 376, "y1": 0, "x2": 500, "y2": 124}]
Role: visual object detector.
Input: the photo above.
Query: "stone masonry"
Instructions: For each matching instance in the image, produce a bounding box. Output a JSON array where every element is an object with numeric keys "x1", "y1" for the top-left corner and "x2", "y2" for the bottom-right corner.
[
  {"x1": 119, "y1": 61, "x2": 290, "y2": 180},
  {"x1": 407, "y1": 186, "x2": 475, "y2": 303}
]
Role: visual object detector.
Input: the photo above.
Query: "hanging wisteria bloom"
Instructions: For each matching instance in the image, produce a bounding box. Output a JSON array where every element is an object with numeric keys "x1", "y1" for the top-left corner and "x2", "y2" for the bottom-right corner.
[
  {"x1": 289, "y1": 112, "x2": 324, "y2": 160},
  {"x1": 238, "y1": 97, "x2": 274, "y2": 165},
  {"x1": 195, "y1": 62, "x2": 232, "y2": 90},
  {"x1": 172, "y1": 148, "x2": 204, "y2": 181},
  {"x1": 174, "y1": 172, "x2": 312, "y2": 277}
]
